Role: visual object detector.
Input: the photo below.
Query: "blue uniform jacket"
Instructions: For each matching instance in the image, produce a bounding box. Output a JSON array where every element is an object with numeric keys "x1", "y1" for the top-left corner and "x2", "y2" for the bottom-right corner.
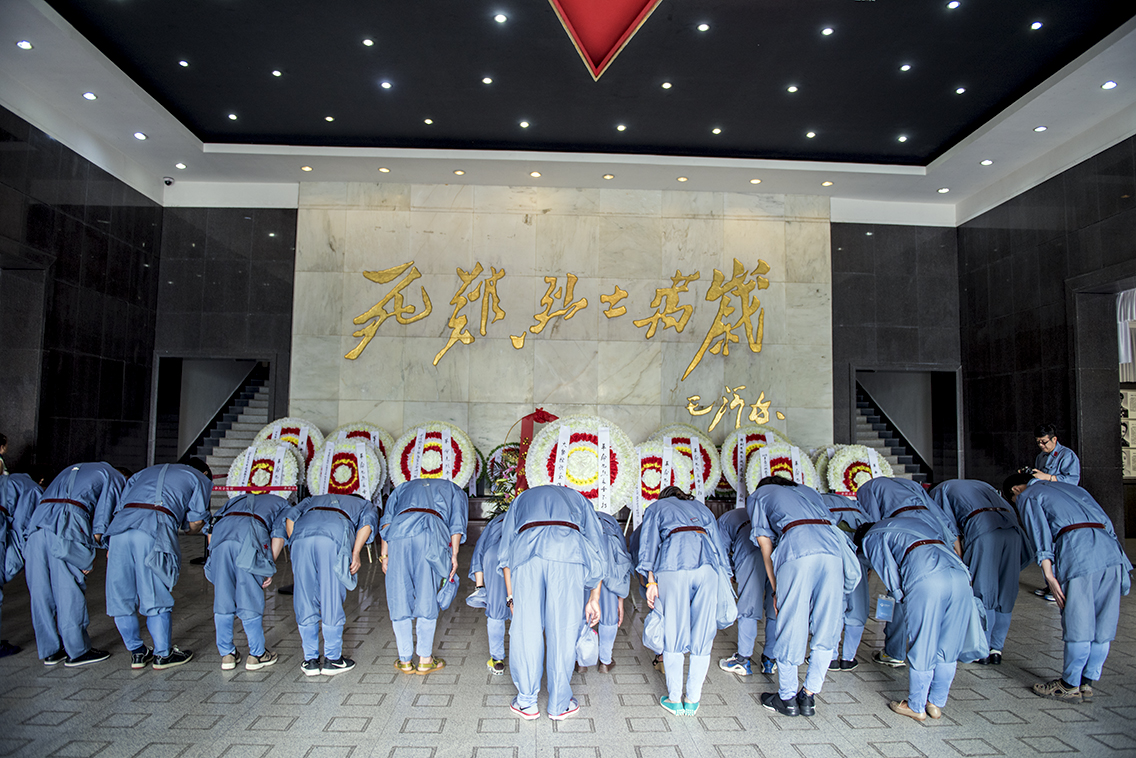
[
  {"x1": 855, "y1": 477, "x2": 957, "y2": 542},
  {"x1": 1015, "y1": 481, "x2": 1132, "y2": 592},
  {"x1": 497, "y1": 485, "x2": 607, "y2": 591},
  {"x1": 597, "y1": 512, "x2": 633, "y2": 599},
  {"x1": 206, "y1": 493, "x2": 289, "y2": 580},
  {"x1": 469, "y1": 513, "x2": 506, "y2": 580},
  {"x1": 28, "y1": 462, "x2": 125, "y2": 571},
  {"x1": 931, "y1": 480, "x2": 1032, "y2": 563},
  {"x1": 288, "y1": 494, "x2": 379, "y2": 590},
  {"x1": 380, "y1": 478, "x2": 469, "y2": 579},
  {"x1": 0, "y1": 473, "x2": 41, "y2": 582},
  {"x1": 637, "y1": 496, "x2": 731, "y2": 577},
  {"x1": 1034, "y1": 442, "x2": 1080, "y2": 484}
]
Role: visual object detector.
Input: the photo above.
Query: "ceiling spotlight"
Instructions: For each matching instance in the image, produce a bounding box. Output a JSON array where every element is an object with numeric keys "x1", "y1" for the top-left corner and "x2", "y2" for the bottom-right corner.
[
  {"x1": 175, "y1": 162, "x2": 187, "y2": 170},
  {"x1": 268, "y1": 233, "x2": 276, "y2": 237},
  {"x1": 272, "y1": 70, "x2": 282, "y2": 77},
  {"x1": 380, "y1": 81, "x2": 392, "y2": 89},
  {"x1": 1101, "y1": 80, "x2": 1117, "y2": 90},
  {"x1": 1031, "y1": 21, "x2": 1043, "y2": 30},
  {"x1": 787, "y1": 85, "x2": 798, "y2": 93},
  {"x1": 133, "y1": 132, "x2": 147, "y2": 140},
  {"x1": 228, "y1": 113, "x2": 237, "y2": 120},
  {"x1": 980, "y1": 159, "x2": 993, "y2": 166},
  {"x1": 821, "y1": 27, "x2": 834, "y2": 36},
  {"x1": 494, "y1": 14, "x2": 507, "y2": 23},
  {"x1": 697, "y1": 23, "x2": 710, "y2": 32},
  {"x1": 178, "y1": 60, "x2": 189, "y2": 67},
  {"x1": 325, "y1": 116, "x2": 335, "y2": 122},
  {"x1": 749, "y1": 179, "x2": 761, "y2": 185},
  {"x1": 955, "y1": 87, "x2": 966, "y2": 94},
  {"x1": 603, "y1": 174, "x2": 615, "y2": 180},
  {"x1": 947, "y1": 1, "x2": 959, "y2": 8},
  {"x1": 530, "y1": 171, "x2": 541, "y2": 178},
  {"x1": 821, "y1": 181, "x2": 833, "y2": 187},
  {"x1": 482, "y1": 77, "x2": 493, "y2": 84},
  {"x1": 806, "y1": 131, "x2": 816, "y2": 138},
  {"x1": 424, "y1": 118, "x2": 433, "y2": 124},
  {"x1": 677, "y1": 177, "x2": 689, "y2": 182},
  {"x1": 301, "y1": 166, "x2": 313, "y2": 171},
  {"x1": 378, "y1": 167, "x2": 390, "y2": 173},
  {"x1": 82, "y1": 92, "x2": 97, "y2": 100},
  {"x1": 453, "y1": 169, "x2": 465, "y2": 175},
  {"x1": 937, "y1": 187, "x2": 950, "y2": 194},
  {"x1": 362, "y1": 38, "x2": 375, "y2": 46},
  {"x1": 617, "y1": 124, "x2": 627, "y2": 131},
  {"x1": 898, "y1": 135, "x2": 908, "y2": 142},
  {"x1": 16, "y1": 40, "x2": 33, "y2": 50},
  {"x1": 519, "y1": 121, "x2": 529, "y2": 128},
  {"x1": 900, "y1": 63, "x2": 911, "y2": 72},
  {"x1": 661, "y1": 82, "x2": 672, "y2": 89},
  {"x1": 712, "y1": 127, "x2": 722, "y2": 135},
  {"x1": 1034, "y1": 125, "x2": 1047, "y2": 132}
]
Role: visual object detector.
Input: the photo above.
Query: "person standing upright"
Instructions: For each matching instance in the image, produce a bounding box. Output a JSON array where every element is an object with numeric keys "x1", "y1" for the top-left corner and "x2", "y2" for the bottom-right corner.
[{"x1": 1031, "y1": 424, "x2": 1080, "y2": 484}]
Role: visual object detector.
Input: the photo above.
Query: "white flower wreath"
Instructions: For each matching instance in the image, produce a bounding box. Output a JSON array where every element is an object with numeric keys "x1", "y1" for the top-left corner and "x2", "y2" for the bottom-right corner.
[
  {"x1": 307, "y1": 438, "x2": 385, "y2": 501},
  {"x1": 255, "y1": 417, "x2": 325, "y2": 468},
  {"x1": 636, "y1": 440, "x2": 696, "y2": 501},
  {"x1": 227, "y1": 442, "x2": 304, "y2": 503},
  {"x1": 826, "y1": 444, "x2": 894, "y2": 495},
  {"x1": 720, "y1": 425, "x2": 794, "y2": 491},
  {"x1": 811, "y1": 446, "x2": 840, "y2": 494},
  {"x1": 745, "y1": 444, "x2": 822, "y2": 490},
  {"x1": 389, "y1": 421, "x2": 476, "y2": 487},
  {"x1": 648, "y1": 423, "x2": 722, "y2": 498},
  {"x1": 328, "y1": 423, "x2": 395, "y2": 466},
  {"x1": 524, "y1": 414, "x2": 636, "y2": 515}
]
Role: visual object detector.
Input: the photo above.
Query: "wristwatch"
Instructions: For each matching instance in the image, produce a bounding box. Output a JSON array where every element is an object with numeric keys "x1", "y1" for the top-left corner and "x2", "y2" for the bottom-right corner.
[{"x1": 506, "y1": 595, "x2": 514, "y2": 608}]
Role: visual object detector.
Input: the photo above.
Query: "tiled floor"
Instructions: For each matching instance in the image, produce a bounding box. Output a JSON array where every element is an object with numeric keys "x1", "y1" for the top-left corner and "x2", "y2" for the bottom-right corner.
[{"x1": 0, "y1": 535, "x2": 1133, "y2": 758}]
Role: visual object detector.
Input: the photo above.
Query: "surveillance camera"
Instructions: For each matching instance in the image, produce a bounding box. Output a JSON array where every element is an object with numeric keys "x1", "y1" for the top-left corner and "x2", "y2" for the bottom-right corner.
[{"x1": 163, "y1": 176, "x2": 174, "y2": 186}]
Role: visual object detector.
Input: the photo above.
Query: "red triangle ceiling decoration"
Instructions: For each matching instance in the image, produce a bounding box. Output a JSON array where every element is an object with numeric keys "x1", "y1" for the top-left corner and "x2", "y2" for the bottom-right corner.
[{"x1": 548, "y1": 0, "x2": 664, "y2": 80}]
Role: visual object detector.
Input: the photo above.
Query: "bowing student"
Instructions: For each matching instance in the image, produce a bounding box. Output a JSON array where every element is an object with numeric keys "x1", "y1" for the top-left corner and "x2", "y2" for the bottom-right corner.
[
  {"x1": 468, "y1": 510, "x2": 510, "y2": 674},
  {"x1": 25, "y1": 462, "x2": 124, "y2": 666},
  {"x1": 716, "y1": 506, "x2": 776, "y2": 677},
  {"x1": 380, "y1": 477, "x2": 469, "y2": 675},
  {"x1": 0, "y1": 471, "x2": 42, "y2": 658},
  {"x1": 205, "y1": 492, "x2": 289, "y2": 670},
  {"x1": 588, "y1": 510, "x2": 632, "y2": 674},
  {"x1": 820, "y1": 491, "x2": 871, "y2": 670}
]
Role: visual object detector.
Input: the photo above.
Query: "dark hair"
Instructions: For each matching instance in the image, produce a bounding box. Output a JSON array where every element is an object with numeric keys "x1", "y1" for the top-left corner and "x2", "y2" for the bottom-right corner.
[
  {"x1": 186, "y1": 457, "x2": 213, "y2": 479},
  {"x1": 658, "y1": 485, "x2": 694, "y2": 501},
  {"x1": 0, "y1": 433, "x2": 7, "y2": 447},
  {"x1": 1001, "y1": 471, "x2": 1032, "y2": 501},
  {"x1": 755, "y1": 475, "x2": 797, "y2": 489},
  {"x1": 115, "y1": 466, "x2": 134, "y2": 479},
  {"x1": 852, "y1": 521, "x2": 875, "y2": 551},
  {"x1": 1034, "y1": 424, "x2": 1057, "y2": 439}
]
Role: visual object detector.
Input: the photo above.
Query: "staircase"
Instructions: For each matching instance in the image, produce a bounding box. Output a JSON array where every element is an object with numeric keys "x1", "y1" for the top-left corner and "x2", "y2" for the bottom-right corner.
[
  {"x1": 190, "y1": 374, "x2": 271, "y2": 482},
  {"x1": 854, "y1": 387, "x2": 930, "y2": 485}
]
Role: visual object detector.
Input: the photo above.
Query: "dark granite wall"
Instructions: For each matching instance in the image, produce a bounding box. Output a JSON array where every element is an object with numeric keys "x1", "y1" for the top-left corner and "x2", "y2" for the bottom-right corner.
[
  {"x1": 156, "y1": 207, "x2": 296, "y2": 423},
  {"x1": 958, "y1": 135, "x2": 1136, "y2": 531},
  {"x1": 0, "y1": 104, "x2": 161, "y2": 475}
]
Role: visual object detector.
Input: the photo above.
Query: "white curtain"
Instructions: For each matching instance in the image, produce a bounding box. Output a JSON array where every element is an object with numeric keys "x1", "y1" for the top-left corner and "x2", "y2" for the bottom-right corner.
[{"x1": 1118, "y1": 289, "x2": 1136, "y2": 365}]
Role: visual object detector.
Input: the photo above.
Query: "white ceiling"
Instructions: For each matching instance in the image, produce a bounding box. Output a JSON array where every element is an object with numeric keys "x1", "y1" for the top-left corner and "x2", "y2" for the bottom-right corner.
[{"x1": 1, "y1": 0, "x2": 1134, "y2": 226}]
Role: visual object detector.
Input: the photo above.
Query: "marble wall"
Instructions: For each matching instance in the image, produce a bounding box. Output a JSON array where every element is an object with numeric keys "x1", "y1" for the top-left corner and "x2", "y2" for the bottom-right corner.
[{"x1": 290, "y1": 183, "x2": 833, "y2": 453}]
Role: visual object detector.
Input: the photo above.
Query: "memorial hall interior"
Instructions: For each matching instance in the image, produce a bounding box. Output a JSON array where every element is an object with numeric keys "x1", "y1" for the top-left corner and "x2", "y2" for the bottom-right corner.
[{"x1": 0, "y1": 2, "x2": 1135, "y2": 757}]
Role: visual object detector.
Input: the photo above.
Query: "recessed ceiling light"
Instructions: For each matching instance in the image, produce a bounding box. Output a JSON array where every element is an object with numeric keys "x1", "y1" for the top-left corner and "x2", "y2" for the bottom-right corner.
[
  {"x1": 175, "y1": 162, "x2": 187, "y2": 170},
  {"x1": 821, "y1": 181, "x2": 833, "y2": 187},
  {"x1": 821, "y1": 27, "x2": 834, "y2": 36},
  {"x1": 1101, "y1": 80, "x2": 1117, "y2": 90},
  {"x1": 453, "y1": 169, "x2": 465, "y2": 175},
  {"x1": 82, "y1": 92, "x2": 97, "y2": 100},
  {"x1": 228, "y1": 113, "x2": 237, "y2": 120},
  {"x1": 494, "y1": 14, "x2": 507, "y2": 23},
  {"x1": 424, "y1": 118, "x2": 433, "y2": 125},
  {"x1": 980, "y1": 159, "x2": 993, "y2": 166},
  {"x1": 178, "y1": 60, "x2": 188, "y2": 67},
  {"x1": 301, "y1": 166, "x2": 313, "y2": 171},
  {"x1": 937, "y1": 187, "x2": 950, "y2": 194},
  {"x1": 1034, "y1": 125, "x2": 1047, "y2": 132},
  {"x1": 749, "y1": 179, "x2": 761, "y2": 185},
  {"x1": 482, "y1": 77, "x2": 493, "y2": 84},
  {"x1": 617, "y1": 124, "x2": 627, "y2": 131},
  {"x1": 676, "y1": 177, "x2": 688, "y2": 182},
  {"x1": 603, "y1": 174, "x2": 615, "y2": 180},
  {"x1": 898, "y1": 135, "x2": 908, "y2": 142},
  {"x1": 325, "y1": 116, "x2": 335, "y2": 122},
  {"x1": 806, "y1": 131, "x2": 816, "y2": 138},
  {"x1": 133, "y1": 132, "x2": 147, "y2": 140},
  {"x1": 272, "y1": 70, "x2": 282, "y2": 77},
  {"x1": 947, "y1": 1, "x2": 959, "y2": 8},
  {"x1": 712, "y1": 127, "x2": 721, "y2": 135},
  {"x1": 661, "y1": 82, "x2": 672, "y2": 89},
  {"x1": 787, "y1": 85, "x2": 798, "y2": 93},
  {"x1": 362, "y1": 38, "x2": 374, "y2": 46},
  {"x1": 268, "y1": 233, "x2": 276, "y2": 237},
  {"x1": 1031, "y1": 21, "x2": 1043, "y2": 30},
  {"x1": 530, "y1": 171, "x2": 541, "y2": 178},
  {"x1": 697, "y1": 23, "x2": 710, "y2": 32},
  {"x1": 16, "y1": 40, "x2": 33, "y2": 50},
  {"x1": 378, "y1": 167, "x2": 390, "y2": 173},
  {"x1": 519, "y1": 121, "x2": 529, "y2": 128},
  {"x1": 380, "y1": 81, "x2": 392, "y2": 89},
  {"x1": 900, "y1": 63, "x2": 911, "y2": 72},
  {"x1": 866, "y1": 232, "x2": 873, "y2": 236},
  {"x1": 955, "y1": 87, "x2": 967, "y2": 95}
]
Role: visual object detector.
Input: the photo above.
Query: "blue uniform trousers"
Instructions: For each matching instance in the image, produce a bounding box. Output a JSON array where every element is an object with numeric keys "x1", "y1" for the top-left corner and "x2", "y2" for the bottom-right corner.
[
  {"x1": 24, "y1": 530, "x2": 92, "y2": 659},
  {"x1": 1061, "y1": 565, "x2": 1123, "y2": 684},
  {"x1": 386, "y1": 531, "x2": 444, "y2": 660},
  {"x1": 772, "y1": 553, "x2": 843, "y2": 699},
  {"x1": 657, "y1": 564, "x2": 717, "y2": 704},
  {"x1": 509, "y1": 557, "x2": 585, "y2": 717},
  {"x1": 209, "y1": 540, "x2": 268, "y2": 657},
  {"x1": 903, "y1": 568, "x2": 970, "y2": 712},
  {"x1": 292, "y1": 535, "x2": 347, "y2": 660},
  {"x1": 481, "y1": 536, "x2": 509, "y2": 661},
  {"x1": 596, "y1": 586, "x2": 621, "y2": 665},
  {"x1": 105, "y1": 529, "x2": 175, "y2": 657},
  {"x1": 840, "y1": 560, "x2": 869, "y2": 660}
]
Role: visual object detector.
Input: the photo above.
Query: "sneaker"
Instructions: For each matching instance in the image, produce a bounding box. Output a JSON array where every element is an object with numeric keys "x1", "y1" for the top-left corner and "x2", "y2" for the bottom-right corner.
[
  {"x1": 65, "y1": 648, "x2": 111, "y2": 667},
  {"x1": 1080, "y1": 681, "x2": 1094, "y2": 703},
  {"x1": 1032, "y1": 678, "x2": 1082, "y2": 702},
  {"x1": 245, "y1": 650, "x2": 278, "y2": 670},
  {"x1": 550, "y1": 698, "x2": 579, "y2": 721},
  {"x1": 152, "y1": 647, "x2": 193, "y2": 670},
  {"x1": 1043, "y1": 593, "x2": 1056, "y2": 602},
  {"x1": 487, "y1": 658, "x2": 506, "y2": 675},
  {"x1": 796, "y1": 689, "x2": 816, "y2": 717},
  {"x1": 0, "y1": 641, "x2": 21, "y2": 659},
  {"x1": 840, "y1": 658, "x2": 859, "y2": 671},
  {"x1": 321, "y1": 657, "x2": 355, "y2": 676},
  {"x1": 760, "y1": 691, "x2": 799, "y2": 717},
  {"x1": 43, "y1": 650, "x2": 67, "y2": 666},
  {"x1": 1033, "y1": 587, "x2": 1048, "y2": 597},
  {"x1": 873, "y1": 650, "x2": 906, "y2": 668},
  {"x1": 221, "y1": 651, "x2": 241, "y2": 671},
  {"x1": 889, "y1": 699, "x2": 927, "y2": 722},
  {"x1": 130, "y1": 646, "x2": 154, "y2": 669},
  {"x1": 760, "y1": 654, "x2": 777, "y2": 675},
  {"x1": 988, "y1": 651, "x2": 1002, "y2": 665},
  {"x1": 684, "y1": 699, "x2": 699, "y2": 716},
  {"x1": 301, "y1": 658, "x2": 322, "y2": 676},
  {"x1": 510, "y1": 697, "x2": 540, "y2": 720},
  {"x1": 660, "y1": 696, "x2": 685, "y2": 716},
  {"x1": 416, "y1": 657, "x2": 445, "y2": 675},
  {"x1": 719, "y1": 654, "x2": 752, "y2": 675}
]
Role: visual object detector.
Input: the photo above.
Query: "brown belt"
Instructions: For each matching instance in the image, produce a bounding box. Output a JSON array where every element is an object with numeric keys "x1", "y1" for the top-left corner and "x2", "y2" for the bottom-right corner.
[
  {"x1": 902, "y1": 539, "x2": 944, "y2": 561},
  {"x1": 220, "y1": 511, "x2": 269, "y2": 530},
  {"x1": 42, "y1": 497, "x2": 91, "y2": 514},
  {"x1": 667, "y1": 526, "x2": 706, "y2": 539},
  {"x1": 782, "y1": 519, "x2": 830, "y2": 533},
  {"x1": 403, "y1": 507, "x2": 442, "y2": 520},
  {"x1": 964, "y1": 506, "x2": 1009, "y2": 525},
  {"x1": 893, "y1": 505, "x2": 927, "y2": 517},
  {"x1": 1055, "y1": 522, "x2": 1105, "y2": 539},
  {"x1": 519, "y1": 520, "x2": 579, "y2": 533},
  {"x1": 125, "y1": 503, "x2": 177, "y2": 519},
  {"x1": 829, "y1": 507, "x2": 860, "y2": 514},
  {"x1": 312, "y1": 506, "x2": 353, "y2": 521}
]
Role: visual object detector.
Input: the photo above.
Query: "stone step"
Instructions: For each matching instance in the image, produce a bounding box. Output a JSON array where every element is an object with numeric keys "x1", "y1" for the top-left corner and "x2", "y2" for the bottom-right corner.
[{"x1": 231, "y1": 422, "x2": 265, "y2": 433}]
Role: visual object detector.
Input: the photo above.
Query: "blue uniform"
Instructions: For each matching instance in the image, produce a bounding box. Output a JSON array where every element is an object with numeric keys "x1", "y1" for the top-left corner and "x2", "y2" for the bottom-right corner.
[
  {"x1": 469, "y1": 514, "x2": 509, "y2": 661},
  {"x1": 863, "y1": 517, "x2": 982, "y2": 714},
  {"x1": 1035, "y1": 442, "x2": 1080, "y2": 484},
  {"x1": 1015, "y1": 481, "x2": 1132, "y2": 685},
  {"x1": 931, "y1": 479, "x2": 1032, "y2": 652},
  {"x1": 0, "y1": 473, "x2": 42, "y2": 644},
  {"x1": 717, "y1": 508, "x2": 775, "y2": 663},
  {"x1": 103, "y1": 464, "x2": 211, "y2": 657},
  {"x1": 380, "y1": 478, "x2": 468, "y2": 662},
  {"x1": 637, "y1": 496, "x2": 729, "y2": 705},
  {"x1": 855, "y1": 477, "x2": 958, "y2": 661},
  {"x1": 820, "y1": 492, "x2": 871, "y2": 663},
  {"x1": 748, "y1": 484, "x2": 860, "y2": 700},
  {"x1": 287, "y1": 494, "x2": 378, "y2": 661},
  {"x1": 205, "y1": 494, "x2": 289, "y2": 658},
  {"x1": 24, "y1": 463, "x2": 124, "y2": 659},
  {"x1": 594, "y1": 512, "x2": 632, "y2": 666},
  {"x1": 497, "y1": 485, "x2": 606, "y2": 719}
]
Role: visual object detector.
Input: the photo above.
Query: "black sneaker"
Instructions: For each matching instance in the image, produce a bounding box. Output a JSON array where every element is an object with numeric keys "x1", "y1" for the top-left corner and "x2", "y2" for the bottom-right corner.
[
  {"x1": 796, "y1": 689, "x2": 816, "y2": 717},
  {"x1": 841, "y1": 658, "x2": 859, "y2": 671},
  {"x1": 301, "y1": 658, "x2": 322, "y2": 676},
  {"x1": 761, "y1": 691, "x2": 799, "y2": 717},
  {"x1": 152, "y1": 647, "x2": 193, "y2": 670},
  {"x1": 65, "y1": 648, "x2": 111, "y2": 667},
  {"x1": 130, "y1": 646, "x2": 154, "y2": 669},
  {"x1": 43, "y1": 650, "x2": 67, "y2": 666},
  {"x1": 320, "y1": 657, "x2": 355, "y2": 676},
  {"x1": 0, "y1": 641, "x2": 21, "y2": 659}
]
